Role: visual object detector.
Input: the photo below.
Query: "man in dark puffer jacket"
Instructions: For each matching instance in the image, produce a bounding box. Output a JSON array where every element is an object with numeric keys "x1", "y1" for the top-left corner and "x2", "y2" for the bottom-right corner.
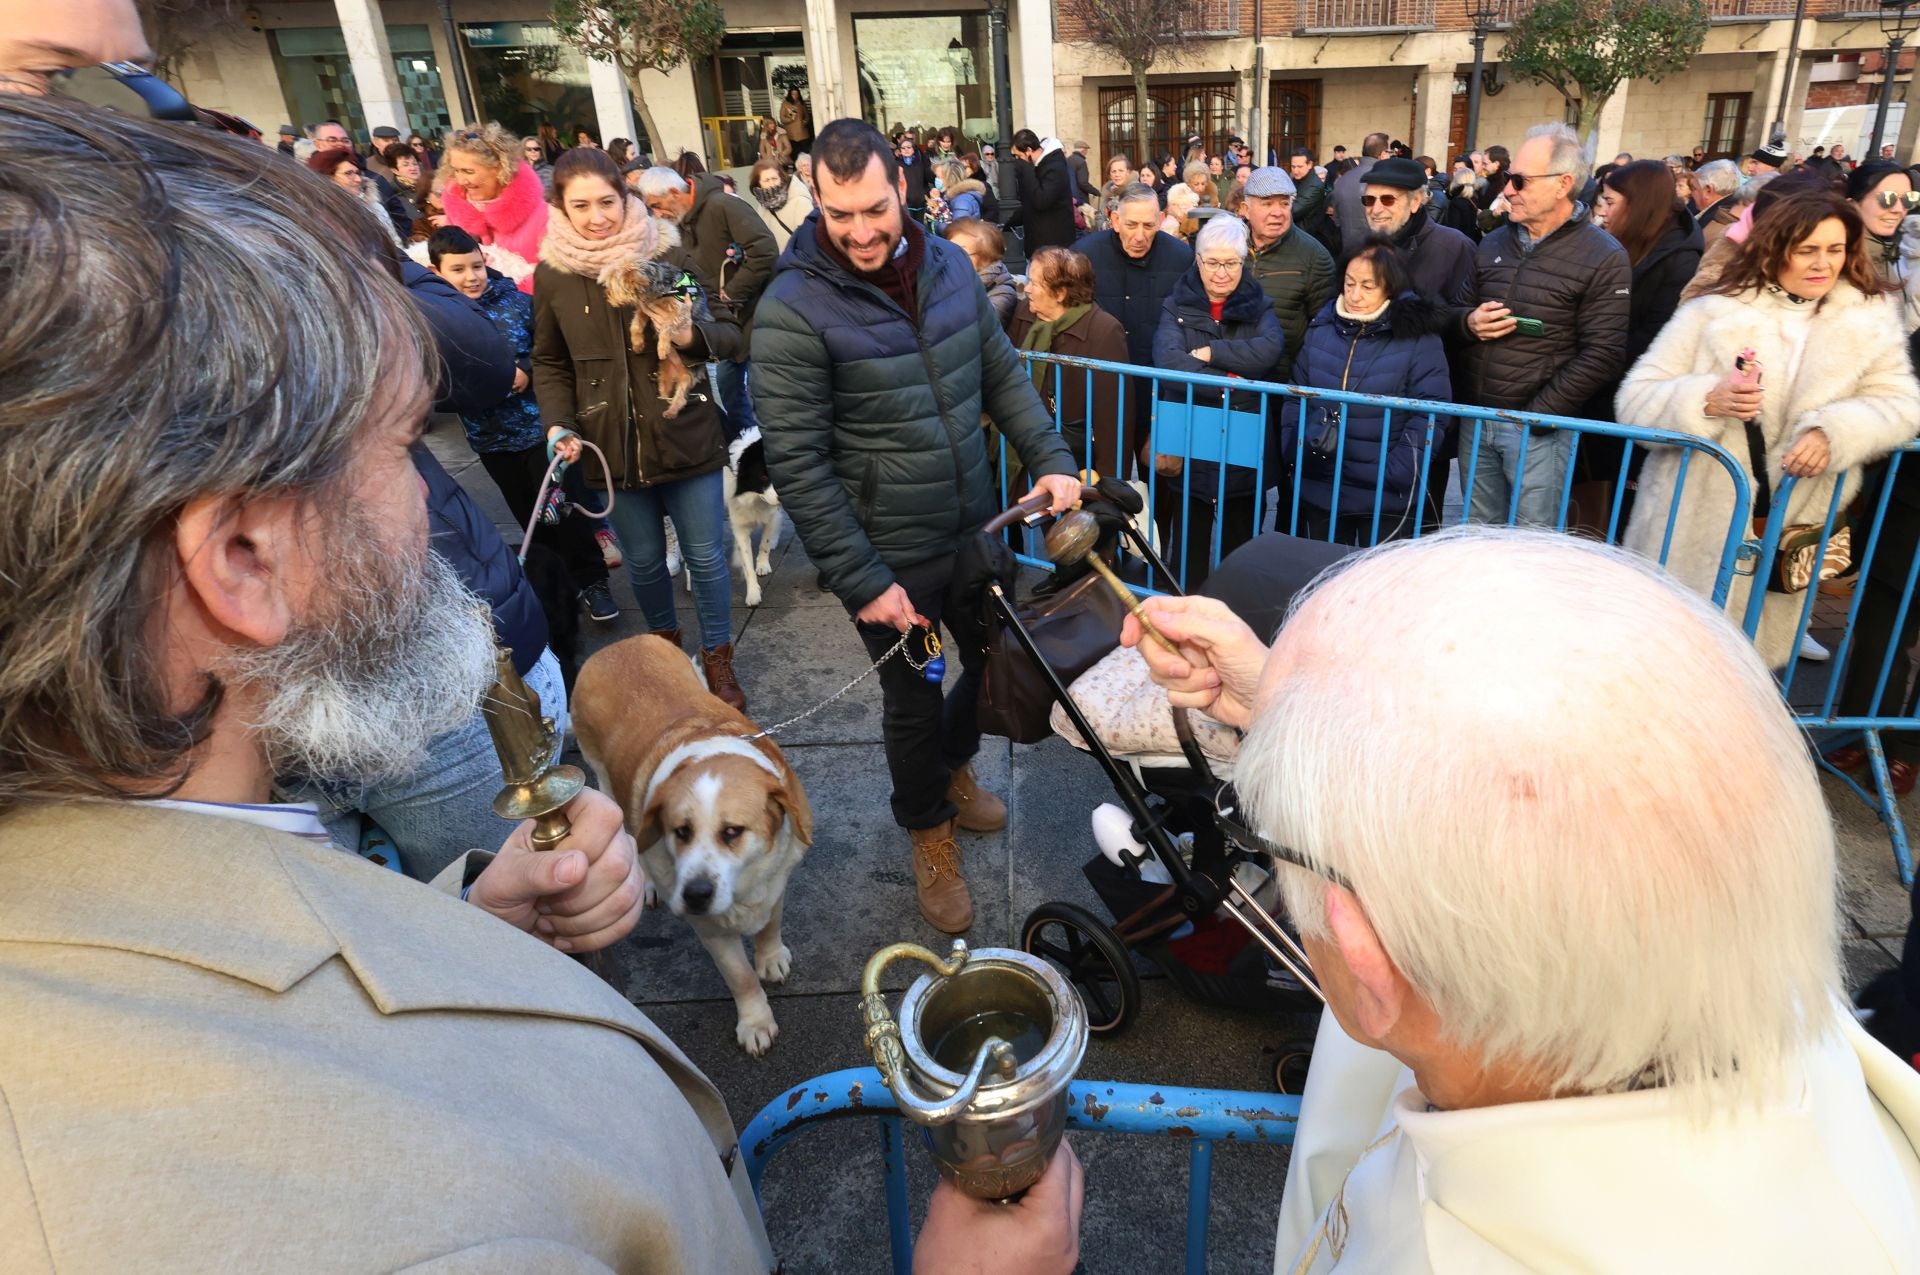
[
  {"x1": 755, "y1": 119, "x2": 1078, "y2": 935},
  {"x1": 1454, "y1": 122, "x2": 1630, "y2": 527}
]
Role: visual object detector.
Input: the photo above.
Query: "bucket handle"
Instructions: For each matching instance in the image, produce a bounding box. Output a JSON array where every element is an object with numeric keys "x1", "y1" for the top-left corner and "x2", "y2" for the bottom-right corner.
[{"x1": 861, "y1": 939, "x2": 1019, "y2": 1125}]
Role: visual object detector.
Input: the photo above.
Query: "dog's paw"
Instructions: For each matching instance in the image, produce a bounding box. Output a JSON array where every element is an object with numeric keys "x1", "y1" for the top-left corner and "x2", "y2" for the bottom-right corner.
[
  {"x1": 743, "y1": 581, "x2": 763, "y2": 608},
  {"x1": 755, "y1": 556, "x2": 774, "y2": 577},
  {"x1": 756, "y1": 942, "x2": 792, "y2": 985},
  {"x1": 736, "y1": 1009, "x2": 780, "y2": 1056}
]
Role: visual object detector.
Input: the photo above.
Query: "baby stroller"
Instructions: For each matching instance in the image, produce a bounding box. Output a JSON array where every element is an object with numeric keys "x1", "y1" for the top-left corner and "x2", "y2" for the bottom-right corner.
[{"x1": 974, "y1": 484, "x2": 1348, "y2": 1092}]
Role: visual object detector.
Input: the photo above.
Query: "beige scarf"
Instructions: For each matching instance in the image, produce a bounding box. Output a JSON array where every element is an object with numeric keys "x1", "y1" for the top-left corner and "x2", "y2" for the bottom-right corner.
[{"x1": 540, "y1": 194, "x2": 672, "y2": 282}]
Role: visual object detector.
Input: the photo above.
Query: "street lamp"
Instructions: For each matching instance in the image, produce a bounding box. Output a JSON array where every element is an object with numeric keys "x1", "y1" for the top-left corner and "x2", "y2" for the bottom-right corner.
[
  {"x1": 1871, "y1": 0, "x2": 1920, "y2": 158},
  {"x1": 1465, "y1": 0, "x2": 1502, "y2": 155}
]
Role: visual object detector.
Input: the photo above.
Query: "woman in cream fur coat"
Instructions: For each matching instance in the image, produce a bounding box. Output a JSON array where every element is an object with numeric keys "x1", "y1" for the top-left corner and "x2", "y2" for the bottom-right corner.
[{"x1": 1619, "y1": 190, "x2": 1920, "y2": 668}]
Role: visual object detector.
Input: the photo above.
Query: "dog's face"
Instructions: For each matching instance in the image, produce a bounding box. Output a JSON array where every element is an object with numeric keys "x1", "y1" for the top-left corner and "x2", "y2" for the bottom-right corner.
[{"x1": 639, "y1": 754, "x2": 806, "y2": 916}]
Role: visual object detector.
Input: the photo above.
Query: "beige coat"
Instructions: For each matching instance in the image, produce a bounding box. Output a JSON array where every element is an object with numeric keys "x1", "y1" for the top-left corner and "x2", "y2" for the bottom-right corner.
[
  {"x1": 0, "y1": 802, "x2": 773, "y2": 1274},
  {"x1": 1617, "y1": 282, "x2": 1920, "y2": 666}
]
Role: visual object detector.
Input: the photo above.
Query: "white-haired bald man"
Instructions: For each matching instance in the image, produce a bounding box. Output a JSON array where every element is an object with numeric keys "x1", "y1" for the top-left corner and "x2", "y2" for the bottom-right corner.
[{"x1": 1121, "y1": 529, "x2": 1920, "y2": 1272}]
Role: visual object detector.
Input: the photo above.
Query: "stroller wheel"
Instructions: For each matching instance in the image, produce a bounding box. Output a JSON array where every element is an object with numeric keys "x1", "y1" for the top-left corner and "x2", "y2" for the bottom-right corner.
[
  {"x1": 1020, "y1": 901, "x2": 1141, "y2": 1035},
  {"x1": 1271, "y1": 1038, "x2": 1314, "y2": 1095}
]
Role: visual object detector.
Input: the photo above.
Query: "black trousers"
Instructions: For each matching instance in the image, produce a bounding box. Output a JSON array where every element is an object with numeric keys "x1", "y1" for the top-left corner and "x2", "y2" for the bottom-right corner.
[
  {"x1": 1294, "y1": 503, "x2": 1416, "y2": 549},
  {"x1": 854, "y1": 553, "x2": 989, "y2": 830},
  {"x1": 478, "y1": 444, "x2": 607, "y2": 592},
  {"x1": 1152, "y1": 472, "x2": 1257, "y2": 590}
]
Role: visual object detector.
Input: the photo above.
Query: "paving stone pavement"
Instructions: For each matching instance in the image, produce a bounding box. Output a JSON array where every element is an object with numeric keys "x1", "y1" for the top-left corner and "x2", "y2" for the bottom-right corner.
[{"x1": 428, "y1": 420, "x2": 1913, "y2": 1274}]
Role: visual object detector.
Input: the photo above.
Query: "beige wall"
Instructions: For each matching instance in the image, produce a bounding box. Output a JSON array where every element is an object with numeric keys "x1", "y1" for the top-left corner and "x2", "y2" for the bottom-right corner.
[{"x1": 1615, "y1": 56, "x2": 1759, "y2": 160}]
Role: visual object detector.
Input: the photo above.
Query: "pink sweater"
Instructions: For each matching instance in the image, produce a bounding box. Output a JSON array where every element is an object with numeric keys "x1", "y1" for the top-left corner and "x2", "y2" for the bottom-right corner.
[{"x1": 443, "y1": 161, "x2": 548, "y2": 293}]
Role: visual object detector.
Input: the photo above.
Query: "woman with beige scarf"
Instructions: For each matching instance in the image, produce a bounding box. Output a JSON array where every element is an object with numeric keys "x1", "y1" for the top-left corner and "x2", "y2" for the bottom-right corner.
[{"x1": 531, "y1": 148, "x2": 749, "y2": 708}]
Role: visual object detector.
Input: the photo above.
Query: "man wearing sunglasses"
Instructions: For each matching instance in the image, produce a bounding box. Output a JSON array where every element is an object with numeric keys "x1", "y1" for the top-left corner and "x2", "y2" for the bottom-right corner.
[
  {"x1": 1118, "y1": 529, "x2": 1920, "y2": 1272},
  {"x1": 1357, "y1": 156, "x2": 1475, "y2": 307},
  {"x1": 1455, "y1": 121, "x2": 1629, "y2": 528}
]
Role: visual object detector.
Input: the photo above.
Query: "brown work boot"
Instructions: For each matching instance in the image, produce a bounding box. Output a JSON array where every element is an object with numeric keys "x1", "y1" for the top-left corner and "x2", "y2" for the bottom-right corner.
[
  {"x1": 701, "y1": 643, "x2": 747, "y2": 711},
  {"x1": 946, "y1": 763, "x2": 1007, "y2": 833},
  {"x1": 909, "y1": 821, "x2": 973, "y2": 933},
  {"x1": 649, "y1": 627, "x2": 682, "y2": 651}
]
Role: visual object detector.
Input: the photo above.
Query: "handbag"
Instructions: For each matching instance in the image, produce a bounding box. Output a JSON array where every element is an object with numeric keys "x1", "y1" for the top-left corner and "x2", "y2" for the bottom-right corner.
[
  {"x1": 978, "y1": 570, "x2": 1131, "y2": 744},
  {"x1": 1743, "y1": 419, "x2": 1851, "y2": 594}
]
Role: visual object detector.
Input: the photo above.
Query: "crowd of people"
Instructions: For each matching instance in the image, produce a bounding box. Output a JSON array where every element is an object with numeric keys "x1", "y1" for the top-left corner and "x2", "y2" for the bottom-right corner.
[{"x1": 6, "y1": 2, "x2": 1920, "y2": 1270}]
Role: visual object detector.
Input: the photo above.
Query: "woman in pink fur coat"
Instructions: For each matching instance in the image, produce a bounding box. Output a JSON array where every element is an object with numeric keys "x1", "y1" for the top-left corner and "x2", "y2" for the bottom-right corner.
[{"x1": 442, "y1": 123, "x2": 549, "y2": 293}]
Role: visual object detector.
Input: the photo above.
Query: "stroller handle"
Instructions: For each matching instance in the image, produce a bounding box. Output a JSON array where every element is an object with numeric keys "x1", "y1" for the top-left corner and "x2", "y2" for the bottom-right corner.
[{"x1": 979, "y1": 480, "x2": 1110, "y2": 535}]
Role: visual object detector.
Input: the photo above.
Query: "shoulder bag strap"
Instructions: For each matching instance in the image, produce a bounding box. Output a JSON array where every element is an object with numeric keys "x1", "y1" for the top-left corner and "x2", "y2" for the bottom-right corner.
[{"x1": 1742, "y1": 418, "x2": 1773, "y2": 528}]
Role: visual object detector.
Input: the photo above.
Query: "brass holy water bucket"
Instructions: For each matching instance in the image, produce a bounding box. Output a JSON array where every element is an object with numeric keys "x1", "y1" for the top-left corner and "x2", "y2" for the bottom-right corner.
[{"x1": 860, "y1": 939, "x2": 1088, "y2": 1199}]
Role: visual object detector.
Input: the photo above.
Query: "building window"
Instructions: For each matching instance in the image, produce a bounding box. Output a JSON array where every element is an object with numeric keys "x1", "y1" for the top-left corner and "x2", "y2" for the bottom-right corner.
[
  {"x1": 1268, "y1": 79, "x2": 1322, "y2": 163},
  {"x1": 459, "y1": 21, "x2": 646, "y2": 152},
  {"x1": 1099, "y1": 81, "x2": 1238, "y2": 169},
  {"x1": 696, "y1": 31, "x2": 808, "y2": 171},
  {"x1": 270, "y1": 24, "x2": 450, "y2": 144},
  {"x1": 854, "y1": 14, "x2": 998, "y2": 147},
  {"x1": 1702, "y1": 92, "x2": 1751, "y2": 161}
]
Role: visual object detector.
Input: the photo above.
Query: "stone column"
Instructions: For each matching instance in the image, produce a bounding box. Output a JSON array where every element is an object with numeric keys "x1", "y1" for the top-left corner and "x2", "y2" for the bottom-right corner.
[
  {"x1": 1782, "y1": 53, "x2": 1812, "y2": 152},
  {"x1": 1898, "y1": 73, "x2": 1920, "y2": 163},
  {"x1": 1013, "y1": 0, "x2": 1056, "y2": 137},
  {"x1": 1749, "y1": 50, "x2": 1786, "y2": 150},
  {"x1": 588, "y1": 57, "x2": 639, "y2": 152},
  {"x1": 1592, "y1": 78, "x2": 1630, "y2": 164},
  {"x1": 333, "y1": 0, "x2": 409, "y2": 137},
  {"x1": 802, "y1": 0, "x2": 847, "y2": 123},
  {"x1": 1414, "y1": 64, "x2": 1455, "y2": 165}
]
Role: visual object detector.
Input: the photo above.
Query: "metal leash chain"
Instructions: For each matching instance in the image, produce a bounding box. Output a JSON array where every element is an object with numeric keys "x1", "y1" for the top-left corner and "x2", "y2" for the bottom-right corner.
[{"x1": 739, "y1": 629, "x2": 935, "y2": 741}]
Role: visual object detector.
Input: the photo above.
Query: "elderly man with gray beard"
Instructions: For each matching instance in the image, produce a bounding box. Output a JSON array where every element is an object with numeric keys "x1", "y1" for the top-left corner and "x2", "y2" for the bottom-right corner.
[
  {"x1": 0, "y1": 97, "x2": 773, "y2": 1271},
  {"x1": 1112, "y1": 528, "x2": 1920, "y2": 1271}
]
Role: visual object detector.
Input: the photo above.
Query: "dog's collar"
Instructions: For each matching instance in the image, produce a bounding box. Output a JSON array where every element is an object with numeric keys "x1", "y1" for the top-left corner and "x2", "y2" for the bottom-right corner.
[{"x1": 641, "y1": 735, "x2": 780, "y2": 815}]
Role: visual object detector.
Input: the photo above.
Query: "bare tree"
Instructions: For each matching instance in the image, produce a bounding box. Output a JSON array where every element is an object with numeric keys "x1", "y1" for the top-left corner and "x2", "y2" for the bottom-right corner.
[
  {"x1": 551, "y1": 0, "x2": 727, "y2": 161},
  {"x1": 1059, "y1": 0, "x2": 1196, "y2": 162},
  {"x1": 137, "y1": 0, "x2": 246, "y2": 90}
]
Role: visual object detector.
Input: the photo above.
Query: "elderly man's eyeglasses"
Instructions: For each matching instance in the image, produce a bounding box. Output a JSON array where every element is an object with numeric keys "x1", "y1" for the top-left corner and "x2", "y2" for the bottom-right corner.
[
  {"x1": 1506, "y1": 170, "x2": 1569, "y2": 192},
  {"x1": 1210, "y1": 790, "x2": 1355, "y2": 893},
  {"x1": 1877, "y1": 189, "x2": 1920, "y2": 209},
  {"x1": 1359, "y1": 193, "x2": 1401, "y2": 208},
  {"x1": 1199, "y1": 257, "x2": 1242, "y2": 275}
]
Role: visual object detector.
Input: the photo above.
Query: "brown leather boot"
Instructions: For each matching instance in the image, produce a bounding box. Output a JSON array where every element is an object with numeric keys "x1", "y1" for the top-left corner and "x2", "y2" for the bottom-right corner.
[
  {"x1": 700, "y1": 643, "x2": 747, "y2": 711},
  {"x1": 909, "y1": 821, "x2": 972, "y2": 933},
  {"x1": 649, "y1": 627, "x2": 682, "y2": 651},
  {"x1": 946, "y1": 763, "x2": 1007, "y2": 833}
]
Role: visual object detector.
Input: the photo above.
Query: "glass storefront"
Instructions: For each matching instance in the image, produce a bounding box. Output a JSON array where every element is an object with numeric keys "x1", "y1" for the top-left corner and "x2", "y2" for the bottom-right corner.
[
  {"x1": 853, "y1": 14, "x2": 997, "y2": 145},
  {"x1": 460, "y1": 21, "x2": 645, "y2": 152},
  {"x1": 270, "y1": 25, "x2": 451, "y2": 145},
  {"x1": 696, "y1": 32, "x2": 809, "y2": 171}
]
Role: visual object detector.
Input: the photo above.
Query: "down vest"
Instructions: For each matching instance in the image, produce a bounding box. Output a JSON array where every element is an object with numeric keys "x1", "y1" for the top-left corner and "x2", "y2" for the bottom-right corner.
[
  {"x1": 753, "y1": 218, "x2": 1075, "y2": 610},
  {"x1": 1281, "y1": 296, "x2": 1453, "y2": 516},
  {"x1": 1455, "y1": 209, "x2": 1631, "y2": 419}
]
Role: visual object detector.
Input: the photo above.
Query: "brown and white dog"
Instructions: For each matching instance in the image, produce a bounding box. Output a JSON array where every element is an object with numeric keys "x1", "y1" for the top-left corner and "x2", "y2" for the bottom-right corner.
[{"x1": 573, "y1": 635, "x2": 811, "y2": 1056}]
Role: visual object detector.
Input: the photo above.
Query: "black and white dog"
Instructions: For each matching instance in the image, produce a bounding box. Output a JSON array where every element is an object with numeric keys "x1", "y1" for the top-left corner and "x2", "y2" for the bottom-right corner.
[{"x1": 695, "y1": 426, "x2": 781, "y2": 606}]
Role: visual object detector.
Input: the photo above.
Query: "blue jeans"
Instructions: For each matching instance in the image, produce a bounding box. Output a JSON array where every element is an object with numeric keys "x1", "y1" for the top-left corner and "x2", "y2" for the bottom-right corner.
[
  {"x1": 281, "y1": 647, "x2": 569, "y2": 882},
  {"x1": 1466, "y1": 425, "x2": 1573, "y2": 528},
  {"x1": 714, "y1": 358, "x2": 757, "y2": 442},
  {"x1": 608, "y1": 468, "x2": 734, "y2": 649}
]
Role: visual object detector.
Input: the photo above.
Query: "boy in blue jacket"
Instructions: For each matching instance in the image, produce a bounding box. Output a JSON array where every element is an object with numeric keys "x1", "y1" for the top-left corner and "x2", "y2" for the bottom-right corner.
[{"x1": 427, "y1": 227, "x2": 616, "y2": 621}]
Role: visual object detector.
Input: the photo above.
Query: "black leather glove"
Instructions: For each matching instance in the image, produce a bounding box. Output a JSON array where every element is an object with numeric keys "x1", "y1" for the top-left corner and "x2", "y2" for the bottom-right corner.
[{"x1": 953, "y1": 530, "x2": 1019, "y2": 634}]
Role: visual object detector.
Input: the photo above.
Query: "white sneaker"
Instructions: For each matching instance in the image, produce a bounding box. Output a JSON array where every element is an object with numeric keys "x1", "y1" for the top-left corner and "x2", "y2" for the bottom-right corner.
[
  {"x1": 1799, "y1": 633, "x2": 1831, "y2": 663},
  {"x1": 663, "y1": 518, "x2": 682, "y2": 577}
]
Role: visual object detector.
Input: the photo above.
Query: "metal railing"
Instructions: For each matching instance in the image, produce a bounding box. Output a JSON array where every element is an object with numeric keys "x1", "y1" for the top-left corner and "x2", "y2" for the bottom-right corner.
[
  {"x1": 1297, "y1": 0, "x2": 1438, "y2": 31},
  {"x1": 1706, "y1": 0, "x2": 1798, "y2": 19},
  {"x1": 743, "y1": 1067, "x2": 1296, "y2": 1275},
  {"x1": 1187, "y1": 0, "x2": 1243, "y2": 34},
  {"x1": 1008, "y1": 353, "x2": 1916, "y2": 885}
]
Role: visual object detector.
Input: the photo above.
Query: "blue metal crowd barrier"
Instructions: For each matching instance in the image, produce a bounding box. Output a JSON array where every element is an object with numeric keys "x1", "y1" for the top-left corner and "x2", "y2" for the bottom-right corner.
[
  {"x1": 1007, "y1": 353, "x2": 1918, "y2": 885},
  {"x1": 741, "y1": 1066, "x2": 1297, "y2": 1275}
]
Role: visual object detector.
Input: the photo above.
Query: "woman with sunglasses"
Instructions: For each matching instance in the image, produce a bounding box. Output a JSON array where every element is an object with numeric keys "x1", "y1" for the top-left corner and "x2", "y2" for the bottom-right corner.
[
  {"x1": 1618, "y1": 190, "x2": 1920, "y2": 670},
  {"x1": 1848, "y1": 160, "x2": 1920, "y2": 330}
]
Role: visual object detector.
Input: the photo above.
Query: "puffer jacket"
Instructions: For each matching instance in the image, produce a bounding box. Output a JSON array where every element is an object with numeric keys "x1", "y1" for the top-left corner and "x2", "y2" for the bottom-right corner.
[
  {"x1": 1282, "y1": 295, "x2": 1452, "y2": 515},
  {"x1": 1455, "y1": 207, "x2": 1631, "y2": 419},
  {"x1": 1152, "y1": 266, "x2": 1285, "y2": 496},
  {"x1": 413, "y1": 444, "x2": 546, "y2": 677},
  {"x1": 753, "y1": 218, "x2": 1075, "y2": 610},
  {"x1": 942, "y1": 177, "x2": 986, "y2": 224},
  {"x1": 530, "y1": 222, "x2": 738, "y2": 490},
  {"x1": 457, "y1": 274, "x2": 546, "y2": 454},
  {"x1": 1078, "y1": 227, "x2": 1193, "y2": 367},
  {"x1": 676, "y1": 173, "x2": 778, "y2": 356},
  {"x1": 1246, "y1": 223, "x2": 1335, "y2": 379}
]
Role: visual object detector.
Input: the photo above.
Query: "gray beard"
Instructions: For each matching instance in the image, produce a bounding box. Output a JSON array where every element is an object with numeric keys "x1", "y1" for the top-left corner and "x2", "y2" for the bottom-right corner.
[{"x1": 232, "y1": 540, "x2": 496, "y2": 786}]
